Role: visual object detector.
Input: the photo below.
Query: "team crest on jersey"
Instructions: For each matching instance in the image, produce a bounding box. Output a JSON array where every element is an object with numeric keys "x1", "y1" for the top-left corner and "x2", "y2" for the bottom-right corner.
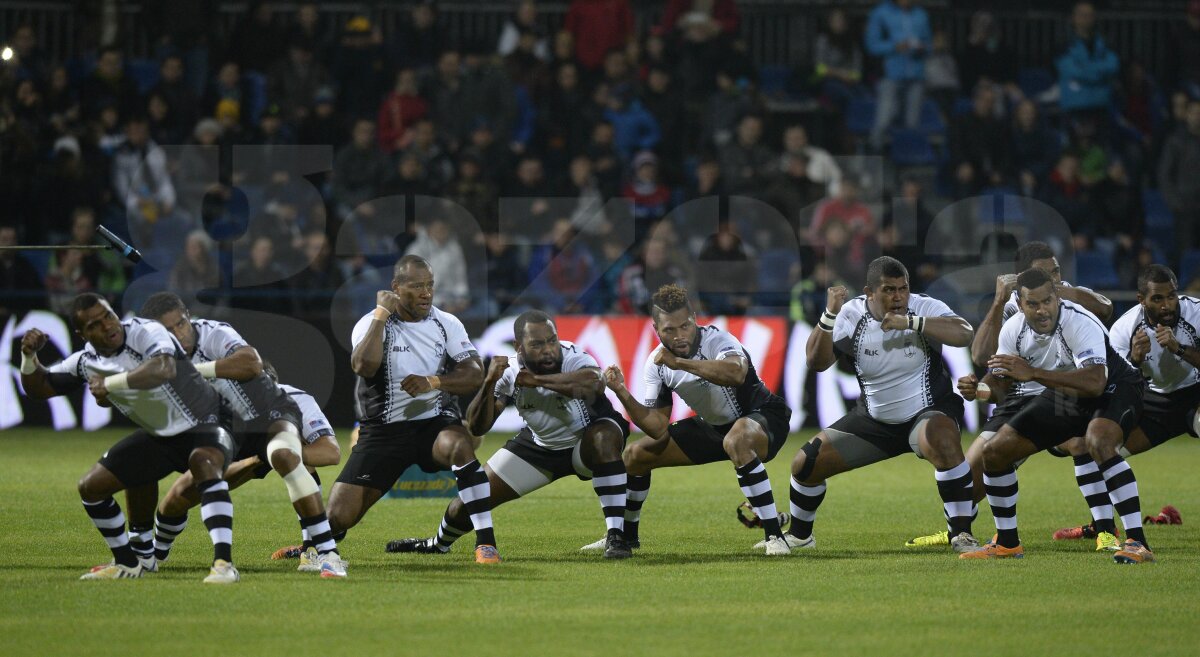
[
  {"x1": 270, "y1": 410, "x2": 282, "y2": 419},
  {"x1": 309, "y1": 419, "x2": 322, "y2": 428},
  {"x1": 204, "y1": 414, "x2": 218, "y2": 424},
  {"x1": 903, "y1": 340, "x2": 915, "y2": 358}
]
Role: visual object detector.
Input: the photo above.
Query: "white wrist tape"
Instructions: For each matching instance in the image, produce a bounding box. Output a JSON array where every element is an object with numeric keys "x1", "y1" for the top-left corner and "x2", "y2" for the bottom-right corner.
[
  {"x1": 906, "y1": 315, "x2": 926, "y2": 332},
  {"x1": 104, "y1": 372, "x2": 130, "y2": 391},
  {"x1": 196, "y1": 361, "x2": 217, "y2": 379},
  {"x1": 20, "y1": 352, "x2": 37, "y2": 375},
  {"x1": 818, "y1": 311, "x2": 837, "y2": 332}
]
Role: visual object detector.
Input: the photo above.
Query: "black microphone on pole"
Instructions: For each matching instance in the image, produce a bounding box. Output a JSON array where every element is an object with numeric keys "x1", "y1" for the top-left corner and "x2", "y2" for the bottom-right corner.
[{"x1": 95, "y1": 225, "x2": 143, "y2": 263}]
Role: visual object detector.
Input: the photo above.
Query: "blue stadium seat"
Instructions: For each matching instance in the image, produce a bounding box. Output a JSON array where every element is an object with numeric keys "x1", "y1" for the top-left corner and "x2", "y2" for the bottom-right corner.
[
  {"x1": 1017, "y1": 67, "x2": 1055, "y2": 99},
  {"x1": 1143, "y1": 189, "x2": 1173, "y2": 227},
  {"x1": 977, "y1": 186, "x2": 1025, "y2": 225},
  {"x1": 23, "y1": 250, "x2": 51, "y2": 280},
  {"x1": 846, "y1": 98, "x2": 876, "y2": 135},
  {"x1": 917, "y1": 99, "x2": 946, "y2": 135},
  {"x1": 243, "y1": 71, "x2": 268, "y2": 125},
  {"x1": 1181, "y1": 249, "x2": 1200, "y2": 285},
  {"x1": 1146, "y1": 223, "x2": 1176, "y2": 256},
  {"x1": 1075, "y1": 252, "x2": 1120, "y2": 289},
  {"x1": 127, "y1": 59, "x2": 160, "y2": 96},
  {"x1": 756, "y1": 248, "x2": 799, "y2": 306},
  {"x1": 889, "y1": 129, "x2": 938, "y2": 167},
  {"x1": 758, "y1": 64, "x2": 793, "y2": 97},
  {"x1": 952, "y1": 96, "x2": 974, "y2": 117}
]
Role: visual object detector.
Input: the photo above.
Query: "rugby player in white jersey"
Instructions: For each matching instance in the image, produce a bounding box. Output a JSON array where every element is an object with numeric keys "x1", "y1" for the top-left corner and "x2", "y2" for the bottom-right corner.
[
  {"x1": 1048, "y1": 265, "x2": 1190, "y2": 552},
  {"x1": 787, "y1": 257, "x2": 980, "y2": 554},
  {"x1": 958, "y1": 268, "x2": 1155, "y2": 563},
  {"x1": 327, "y1": 255, "x2": 496, "y2": 563},
  {"x1": 136, "y1": 293, "x2": 346, "y2": 577},
  {"x1": 19, "y1": 293, "x2": 238, "y2": 582},
  {"x1": 386, "y1": 310, "x2": 635, "y2": 559},
  {"x1": 906, "y1": 240, "x2": 1114, "y2": 548},
  {"x1": 594, "y1": 284, "x2": 794, "y2": 555}
]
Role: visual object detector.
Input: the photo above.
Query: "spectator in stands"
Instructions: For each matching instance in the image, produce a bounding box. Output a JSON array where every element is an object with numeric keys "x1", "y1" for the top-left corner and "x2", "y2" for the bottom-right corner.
[
  {"x1": 144, "y1": 1, "x2": 218, "y2": 97},
  {"x1": 289, "y1": 2, "x2": 335, "y2": 63},
  {"x1": 499, "y1": 1, "x2": 550, "y2": 61},
  {"x1": 291, "y1": 230, "x2": 346, "y2": 317},
  {"x1": 405, "y1": 216, "x2": 471, "y2": 313},
  {"x1": 808, "y1": 176, "x2": 877, "y2": 278},
  {"x1": 331, "y1": 15, "x2": 389, "y2": 120},
  {"x1": 623, "y1": 151, "x2": 673, "y2": 240},
  {"x1": 376, "y1": 68, "x2": 428, "y2": 155},
  {"x1": 112, "y1": 114, "x2": 179, "y2": 249},
  {"x1": 146, "y1": 92, "x2": 186, "y2": 145},
  {"x1": 33, "y1": 136, "x2": 109, "y2": 245},
  {"x1": 231, "y1": 235, "x2": 290, "y2": 313},
  {"x1": 697, "y1": 223, "x2": 755, "y2": 315},
  {"x1": 402, "y1": 118, "x2": 455, "y2": 190},
  {"x1": 602, "y1": 50, "x2": 636, "y2": 90},
  {"x1": 1086, "y1": 159, "x2": 1144, "y2": 250},
  {"x1": 464, "y1": 119, "x2": 512, "y2": 184},
  {"x1": 676, "y1": 13, "x2": 747, "y2": 106},
  {"x1": 428, "y1": 49, "x2": 469, "y2": 148},
  {"x1": 660, "y1": 0, "x2": 741, "y2": 40},
  {"x1": 228, "y1": 0, "x2": 285, "y2": 73},
  {"x1": 381, "y1": 152, "x2": 431, "y2": 198},
  {"x1": 297, "y1": 86, "x2": 345, "y2": 149},
  {"x1": 781, "y1": 124, "x2": 842, "y2": 194},
  {"x1": 446, "y1": 150, "x2": 499, "y2": 235},
  {"x1": 881, "y1": 176, "x2": 938, "y2": 290},
  {"x1": 391, "y1": 0, "x2": 445, "y2": 71},
  {"x1": 1114, "y1": 60, "x2": 1165, "y2": 176},
  {"x1": 560, "y1": 155, "x2": 613, "y2": 241},
  {"x1": 169, "y1": 229, "x2": 218, "y2": 292},
  {"x1": 791, "y1": 261, "x2": 848, "y2": 325},
  {"x1": 1010, "y1": 99, "x2": 1062, "y2": 196},
  {"x1": 924, "y1": 30, "x2": 960, "y2": 121},
  {"x1": 269, "y1": 37, "x2": 330, "y2": 125},
  {"x1": 604, "y1": 83, "x2": 661, "y2": 163},
  {"x1": 1063, "y1": 118, "x2": 1109, "y2": 187},
  {"x1": 640, "y1": 65, "x2": 688, "y2": 171},
  {"x1": 550, "y1": 29, "x2": 577, "y2": 69},
  {"x1": 586, "y1": 120, "x2": 623, "y2": 194},
  {"x1": 1159, "y1": 99, "x2": 1200, "y2": 266},
  {"x1": 150, "y1": 55, "x2": 199, "y2": 137},
  {"x1": 504, "y1": 154, "x2": 556, "y2": 240},
  {"x1": 564, "y1": 0, "x2": 634, "y2": 73},
  {"x1": 8, "y1": 24, "x2": 49, "y2": 85},
  {"x1": 1168, "y1": 1, "x2": 1200, "y2": 98},
  {"x1": 813, "y1": 9, "x2": 864, "y2": 113},
  {"x1": 0, "y1": 225, "x2": 46, "y2": 316},
  {"x1": 701, "y1": 66, "x2": 759, "y2": 149},
  {"x1": 949, "y1": 83, "x2": 1010, "y2": 196},
  {"x1": 203, "y1": 61, "x2": 251, "y2": 129},
  {"x1": 47, "y1": 208, "x2": 127, "y2": 311},
  {"x1": 865, "y1": 0, "x2": 932, "y2": 151},
  {"x1": 765, "y1": 152, "x2": 826, "y2": 236},
  {"x1": 483, "y1": 230, "x2": 527, "y2": 315},
  {"x1": 79, "y1": 46, "x2": 141, "y2": 121},
  {"x1": 460, "y1": 41, "x2": 519, "y2": 146},
  {"x1": 1041, "y1": 153, "x2": 1091, "y2": 239},
  {"x1": 505, "y1": 26, "x2": 553, "y2": 102},
  {"x1": 332, "y1": 119, "x2": 390, "y2": 220},
  {"x1": 44, "y1": 66, "x2": 79, "y2": 128},
  {"x1": 528, "y1": 218, "x2": 597, "y2": 311},
  {"x1": 543, "y1": 62, "x2": 590, "y2": 156},
  {"x1": 1056, "y1": 2, "x2": 1119, "y2": 136},
  {"x1": 719, "y1": 114, "x2": 775, "y2": 195},
  {"x1": 960, "y1": 11, "x2": 1022, "y2": 108},
  {"x1": 617, "y1": 237, "x2": 691, "y2": 314}
]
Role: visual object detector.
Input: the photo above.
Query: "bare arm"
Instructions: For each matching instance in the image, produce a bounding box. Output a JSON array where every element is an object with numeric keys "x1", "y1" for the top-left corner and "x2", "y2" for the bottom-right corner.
[
  {"x1": 989, "y1": 354, "x2": 1107, "y2": 398},
  {"x1": 807, "y1": 285, "x2": 848, "y2": 372},
  {"x1": 517, "y1": 367, "x2": 604, "y2": 400},
  {"x1": 957, "y1": 372, "x2": 1014, "y2": 405},
  {"x1": 604, "y1": 365, "x2": 671, "y2": 439},
  {"x1": 972, "y1": 275, "x2": 1017, "y2": 367},
  {"x1": 433, "y1": 356, "x2": 484, "y2": 396},
  {"x1": 212, "y1": 345, "x2": 263, "y2": 381},
  {"x1": 1059, "y1": 286, "x2": 1113, "y2": 322},
  {"x1": 302, "y1": 435, "x2": 341, "y2": 468},
  {"x1": 18, "y1": 329, "x2": 74, "y2": 399},
  {"x1": 466, "y1": 356, "x2": 509, "y2": 437},
  {"x1": 126, "y1": 353, "x2": 177, "y2": 389},
  {"x1": 916, "y1": 316, "x2": 974, "y2": 348},
  {"x1": 350, "y1": 299, "x2": 394, "y2": 378},
  {"x1": 657, "y1": 351, "x2": 746, "y2": 387}
]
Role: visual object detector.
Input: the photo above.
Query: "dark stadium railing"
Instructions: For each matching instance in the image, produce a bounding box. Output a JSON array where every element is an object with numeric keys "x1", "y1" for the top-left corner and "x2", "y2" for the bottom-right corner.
[{"x1": 0, "y1": 1, "x2": 1184, "y2": 78}]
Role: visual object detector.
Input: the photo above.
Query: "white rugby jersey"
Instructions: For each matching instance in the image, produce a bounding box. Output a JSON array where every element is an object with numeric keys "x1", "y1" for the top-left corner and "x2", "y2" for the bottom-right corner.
[
  {"x1": 191, "y1": 319, "x2": 257, "y2": 421},
  {"x1": 494, "y1": 341, "x2": 607, "y2": 450},
  {"x1": 1003, "y1": 281, "x2": 1086, "y2": 321},
  {"x1": 1108, "y1": 296, "x2": 1200, "y2": 394},
  {"x1": 832, "y1": 294, "x2": 960, "y2": 423},
  {"x1": 642, "y1": 325, "x2": 775, "y2": 426},
  {"x1": 996, "y1": 298, "x2": 1114, "y2": 398},
  {"x1": 47, "y1": 318, "x2": 218, "y2": 436},
  {"x1": 352, "y1": 306, "x2": 479, "y2": 425},
  {"x1": 280, "y1": 384, "x2": 334, "y2": 444}
]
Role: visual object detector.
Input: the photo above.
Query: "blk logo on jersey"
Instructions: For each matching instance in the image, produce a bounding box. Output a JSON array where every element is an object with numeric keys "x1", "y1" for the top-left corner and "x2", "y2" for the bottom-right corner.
[
  {"x1": 393, "y1": 345, "x2": 411, "y2": 353},
  {"x1": 864, "y1": 349, "x2": 879, "y2": 356}
]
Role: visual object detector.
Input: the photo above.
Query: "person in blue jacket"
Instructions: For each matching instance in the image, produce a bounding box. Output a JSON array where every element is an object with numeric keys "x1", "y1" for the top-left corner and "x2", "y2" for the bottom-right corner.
[
  {"x1": 865, "y1": 0, "x2": 931, "y2": 151},
  {"x1": 1056, "y1": 2, "x2": 1119, "y2": 124}
]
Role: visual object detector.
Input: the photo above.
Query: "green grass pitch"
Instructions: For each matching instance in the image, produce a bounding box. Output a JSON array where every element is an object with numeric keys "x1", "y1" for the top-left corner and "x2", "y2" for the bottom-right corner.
[{"x1": 2, "y1": 428, "x2": 1198, "y2": 656}]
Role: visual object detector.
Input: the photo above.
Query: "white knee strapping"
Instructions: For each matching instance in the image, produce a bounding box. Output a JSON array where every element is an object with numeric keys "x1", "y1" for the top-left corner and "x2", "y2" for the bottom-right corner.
[{"x1": 267, "y1": 431, "x2": 318, "y2": 502}]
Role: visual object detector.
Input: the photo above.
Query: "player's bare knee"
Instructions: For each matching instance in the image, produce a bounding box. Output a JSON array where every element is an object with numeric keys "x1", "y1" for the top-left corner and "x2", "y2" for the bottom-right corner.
[
  {"x1": 160, "y1": 490, "x2": 189, "y2": 516},
  {"x1": 187, "y1": 447, "x2": 224, "y2": 480},
  {"x1": 1059, "y1": 436, "x2": 1088, "y2": 457},
  {"x1": 1084, "y1": 431, "x2": 1120, "y2": 462},
  {"x1": 623, "y1": 441, "x2": 652, "y2": 472},
  {"x1": 979, "y1": 435, "x2": 1009, "y2": 470},
  {"x1": 592, "y1": 433, "x2": 624, "y2": 463}
]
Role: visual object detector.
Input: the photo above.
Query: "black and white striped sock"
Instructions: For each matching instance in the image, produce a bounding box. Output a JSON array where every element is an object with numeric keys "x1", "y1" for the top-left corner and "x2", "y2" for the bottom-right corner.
[
  {"x1": 452, "y1": 460, "x2": 495, "y2": 547},
  {"x1": 591, "y1": 460, "x2": 627, "y2": 534},
  {"x1": 934, "y1": 460, "x2": 975, "y2": 537},
  {"x1": 984, "y1": 468, "x2": 1019, "y2": 548},
  {"x1": 788, "y1": 477, "x2": 825, "y2": 540},
  {"x1": 197, "y1": 479, "x2": 233, "y2": 564},
  {"x1": 128, "y1": 522, "x2": 154, "y2": 561},
  {"x1": 300, "y1": 513, "x2": 338, "y2": 555},
  {"x1": 624, "y1": 474, "x2": 651, "y2": 543},
  {"x1": 435, "y1": 510, "x2": 470, "y2": 551},
  {"x1": 736, "y1": 458, "x2": 782, "y2": 540},
  {"x1": 1099, "y1": 456, "x2": 1148, "y2": 548},
  {"x1": 82, "y1": 498, "x2": 138, "y2": 567},
  {"x1": 153, "y1": 511, "x2": 187, "y2": 562},
  {"x1": 1073, "y1": 455, "x2": 1116, "y2": 533}
]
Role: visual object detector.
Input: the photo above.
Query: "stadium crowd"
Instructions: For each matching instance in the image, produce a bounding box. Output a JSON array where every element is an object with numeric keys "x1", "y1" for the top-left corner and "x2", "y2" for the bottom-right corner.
[{"x1": 2, "y1": 0, "x2": 1199, "y2": 327}]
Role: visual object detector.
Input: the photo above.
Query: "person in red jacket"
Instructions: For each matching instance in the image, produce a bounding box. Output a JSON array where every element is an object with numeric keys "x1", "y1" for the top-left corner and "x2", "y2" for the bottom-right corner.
[
  {"x1": 377, "y1": 68, "x2": 429, "y2": 154},
  {"x1": 564, "y1": 0, "x2": 634, "y2": 72}
]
